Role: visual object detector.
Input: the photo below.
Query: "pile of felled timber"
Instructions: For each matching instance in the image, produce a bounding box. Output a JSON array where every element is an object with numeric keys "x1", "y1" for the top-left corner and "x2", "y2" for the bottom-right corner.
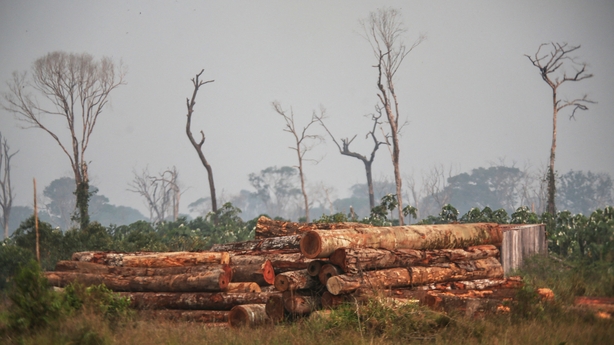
[{"x1": 43, "y1": 216, "x2": 525, "y2": 327}]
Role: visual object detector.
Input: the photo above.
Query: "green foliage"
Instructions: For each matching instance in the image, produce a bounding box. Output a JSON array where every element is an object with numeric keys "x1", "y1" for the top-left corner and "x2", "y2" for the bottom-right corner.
[
  {"x1": 6, "y1": 260, "x2": 63, "y2": 331},
  {"x1": 460, "y1": 207, "x2": 509, "y2": 224},
  {"x1": 314, "y1": 298, "x2": 449, "y2": 340},
  {"x1": 315, "y1": 212, "x2": 349, "y2": 223},
  {"x1": 62, "y1": 283, "x2": 133, "y2": 326},
  {"x1": 510, "y1": 206, "x2": 540, "y2": 224},
  {"x1": 11, "y1": 217, "x2": 66, "y2": 271},
  {"x1": 0, "y1": 244, "x2": 34, "y2": 291}
]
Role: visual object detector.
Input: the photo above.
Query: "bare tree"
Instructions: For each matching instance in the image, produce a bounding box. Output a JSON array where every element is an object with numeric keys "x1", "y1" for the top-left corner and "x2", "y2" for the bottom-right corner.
[
  {"x1": 422, "y1": 164, "x2": 455, "y2": 216},
  {"x1": 0, "y1": 132, "x2": 18, "y2": 239},
  {"x1": 128, "y1": 167, "x2": 181, "y2": 223},
  {"x1": 2, "y1": 51, "x2": 125, "y2": 229},
  {"x1": 317, "y1": 108, "x2": 386, "y2": 210},
  {"x1": 185, "y1": 70, "x2": 217, "y2": 214},
  {"x1": 525, "y1": 43, "x2": 595, "y2": 215},
  {"x1": 361, "y1": 8, "x2": 425, "y2": 224},
  {"x1": 272, "y1": 102, "x2": 323, "y2": 222}
]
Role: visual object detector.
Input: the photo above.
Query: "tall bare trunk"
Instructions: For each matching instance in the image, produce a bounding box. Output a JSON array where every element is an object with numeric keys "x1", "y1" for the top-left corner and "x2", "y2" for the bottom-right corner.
[{"x1": 547, "y1": 90, "x2": 558, "y2": 215}]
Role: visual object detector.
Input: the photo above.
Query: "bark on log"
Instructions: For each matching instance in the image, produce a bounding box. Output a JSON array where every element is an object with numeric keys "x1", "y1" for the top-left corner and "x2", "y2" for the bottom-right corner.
[
  {"x1": 123, "y1": 291, "x2": 280, "y2": 310},
  {"x1": 424, "y1": 292, "x2": 508, "y2": 317},
  {"x1": 45, "y1": 266, "x2": 232, "y2": 292},
  {"x1": 229, "y1": 304, "x2": 269, "y2": 328},
  {"x1": 55, "y1": 260, "x2": 234, "y2": 278},
  {"x1": 329, "y1": 245, "x2": 499, "y2": 274},
  {"x1": 138, "y1": 310, "x2": 229, "y2": 323},
  {"x1": 326, "y1": 257, "x2": 504, "y2": 295},
  {"x1": 255, "y1": 215, "x2": 373, "y2": 239},
  {"x1": 210, "y1": 235, "x2": 301, "y2": 252},
  {"x1": 274, "y1": 269, "x2": 319, "y2": 292},
  {"x1": 282, "y1": 290, "x2": 319, "y2": 315},
  {"x1": 265, "y1": 294, "x2": 285, "y2": 323},
  {"x1": 71, "y1": 251, "x2": 230, "y2": 267},
  {"x1": 226, "y1": 282, "x2": 261, "y2": 293},
  {"x1": 231, "y1": 260, "x2": 275, "y2": 286},
  {"x1": 318, "y1": 264, "x2": 342, "y2": 285},
  {"x1": 573, "y1": 296, "x2": 614, "y2": 313},
  {"x1": 300, "y1": 223, "x2": 502, "y2": 259},
  {"x1": 230, "y1": 253, "x2": 317, "y2": 274}
]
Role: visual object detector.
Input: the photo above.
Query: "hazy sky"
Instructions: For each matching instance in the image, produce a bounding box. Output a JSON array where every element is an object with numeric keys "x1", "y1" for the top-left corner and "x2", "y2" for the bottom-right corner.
[{"x1": 1, "y1": 0, "x2": 613, "y2": 217}]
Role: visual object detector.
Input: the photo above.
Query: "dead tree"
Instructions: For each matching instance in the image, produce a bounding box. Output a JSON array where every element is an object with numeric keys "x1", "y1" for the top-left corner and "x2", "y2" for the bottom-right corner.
[
  {"x1": 525, "y1": 43, "x2": 595, "y2": 215},
  {"x1": 186, "y1": 70, "x2": 217, "y2": 214},
  {"x1": 361, "y1": 8, "x2": 425, "y2": 224},
  {"x1": 128, "y1": 167, "x2": 181, "y2": 223},
  {"x1": 0, "y1": 132, "x2": 18, "y2": 239},
  {"x1": 272, "y1": 102, "x2": 323, "y2": 222},
  {"x1": 317, "y1": 109, "x2": 386, "y2": 210},
  {"x1": 2, "y1": 52, "x2": 125, "y2": 229}
]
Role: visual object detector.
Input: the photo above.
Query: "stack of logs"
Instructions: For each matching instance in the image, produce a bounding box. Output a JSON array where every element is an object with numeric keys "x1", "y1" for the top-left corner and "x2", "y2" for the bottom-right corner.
[{"x1": 43, "y1": 216, "x2": 524, "y2": 327}]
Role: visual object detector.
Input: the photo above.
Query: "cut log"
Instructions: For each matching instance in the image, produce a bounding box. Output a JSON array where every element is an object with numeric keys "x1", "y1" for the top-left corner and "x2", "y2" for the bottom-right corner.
[
  {"x1": 210, "y1": 235, "x2": 301, "y2": 252},
  {"x1": 226, "y1": 282, "x2": 261, "y2": 293},
  {"x1": 55, "y1": 260, "x2": 234, "y2": 278},
  {"x1": 138, "y1": 310, "x2": 229, "y2": 323},
  {"x1": 231, "y1": 253, "x2": 316, "y2": 274},
  {"x1": 326, "y1": 258, "x2": 504, "y2": 295},
  {"x1": 45, "y1": 265, "x2": 232, "y2": 292},
  {"x1": 307, "y1": 260, "x2": 326, "y2": 277},
  {"x1": 231, "y1": 260, "x2": 275, "y2": 286},
  {"x1": 282, "y1": 290, "x2": 319, "y2": 315},
  {"x1": 274, "y1": 269, "x2": 319, "y2": 292},
  {"x1": 410, "y1": 257, "x2": 504, "y2": 285},
  {"x1": 326, "y1": 267, "x2": 411, "y2": 295},
  {"x1": 229, "y1": 304, "x2": 269, "y2": 328},
  {"x1": 424, "y1": 292, "x2": 508, "y2": 317},
  {"x1": 265, "y1": 294, "x2": 285, "y2": 323},
  {"x1": 329, "y1": 245, "x2": 500, "y2": 274},
  {"x1": 71, "y1": 251, "x2": 230, "y2": 267},
  {"x1": 573, "y1": 296, "x2": 614, "y2": 313},
  {"x1": 412, "y1": 276, "x2": 523, "y2": 291},
  {"x1": 318, "y1": 264, "x2": 342, "y2": 285},
  {"x1": 300, "y1": 223, "x2": 502, "y2": 258},
  {"x1": 124, "y1": 291, "x2": 280, "y2": 310},
  {"x1": 255, "y1": 215, "x2": 373, "y2": 239}
]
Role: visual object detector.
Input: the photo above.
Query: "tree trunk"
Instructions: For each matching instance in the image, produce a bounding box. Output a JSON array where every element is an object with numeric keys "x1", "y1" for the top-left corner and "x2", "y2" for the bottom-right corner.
[
  {"x1": 138, "y1": 309, "x2": 229, "y2": 323},
  {"x1": 255, "y1": 215, "x2": 373, "y2": 239},
  {"x1": 226, "y1": 282, "x2": 261, "y2": 293},
  {"x1": 71, "y1": 251, "x2": 230, "y2": 267},
  {"x1": 283, "y1": 290, "x2": 319, "y2": 315},
  {"x1": 300, "y1": 223, "x2": 503, "y2": 258},
  {"x1": 55, "y1": 260, "x2": 234, "y2": 278},
  {"x1": 229, "y1": 304, "x2": 269, "y2": 328},
  {"x1": 318, "y1": 264, "x2": 342, "y2": 285},
  {"x1": 124, "y1": 291, "x2": 280, "y2": 310},
  {"x1": 326, "y1": 257, "x2": 503, "y2": 295},
  {"x1": 45, "y1": 267, "x2": 232, "y2": 292},
  {"x1": 274, "y1": 269, "x2": 319, "y2": 292},
  {"x1": 210, "y1": 235, "x2": 302, "y2": 252},
  {"x1": 231, "y1": 260, "x2": 275, "y2": 286},
  {"x1": 329, "y1": 245, "x2": 499, "y2": 274},
  {"x1": 547, "y1": 89, "x2": 558, "y2": 215},
  {"x1": 411, "y1": 276, "x2": 523, "y2": 291}
]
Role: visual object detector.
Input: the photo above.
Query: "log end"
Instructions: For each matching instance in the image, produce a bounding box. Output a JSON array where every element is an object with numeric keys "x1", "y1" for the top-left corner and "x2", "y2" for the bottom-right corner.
[
  {"x1": 220, "y1": 252, "x2": 231, "y2": 265},
  {"x1": 318, "y1": 264, "x2": 341, "y2": 286},
  {"x1": 265, "y1": 294, "x2": 285, "y2": 323},
  {"x1": 307, "y1": 260, "x2": 324, "y2": 277},
  {"x1": 262, "y1": 260, "x2": 276, "y2": 285},
  {"x1": 229, "y1": 304, "x2": 268, "y2": 328},
  {"x1": 328, "y1": 249, "x2": 347, "y2": 272},
  {"x1": 326, "y1": 276, "x2": 344, "y2": 295},
  {"x1": 300, "y1": 231, "x2": 322, "y2": 259},
  {"x1": 274, "y1": 275, "x2": 289, "y2": 292}
]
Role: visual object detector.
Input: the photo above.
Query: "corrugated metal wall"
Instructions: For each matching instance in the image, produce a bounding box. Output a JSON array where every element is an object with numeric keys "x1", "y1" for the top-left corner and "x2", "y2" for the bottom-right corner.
[{"x1": 500, "y1": 224, "x2": 547, "y2": 276}]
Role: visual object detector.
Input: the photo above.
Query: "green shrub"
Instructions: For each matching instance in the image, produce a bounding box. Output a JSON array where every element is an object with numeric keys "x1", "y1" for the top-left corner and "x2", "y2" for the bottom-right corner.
[
  {"x1": 6, "y1": 260, "x2": 63, "y2": 332},
  {"x1": 0, "y1": 244, "x2": 34, "y2": 291}
]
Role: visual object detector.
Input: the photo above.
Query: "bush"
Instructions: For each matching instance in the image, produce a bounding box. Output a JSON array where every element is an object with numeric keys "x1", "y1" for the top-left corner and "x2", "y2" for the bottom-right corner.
[
  {"x1": 6, "y1": 260, "x2": 63, "y2": 332},
  {"x1": 0, "y1": 244, "x2": 34, "y2": 291}
]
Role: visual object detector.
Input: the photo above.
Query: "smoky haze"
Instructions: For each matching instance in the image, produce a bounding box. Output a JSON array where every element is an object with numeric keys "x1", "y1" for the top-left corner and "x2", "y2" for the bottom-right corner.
[{"x1": 1, "y1": 1, "x2": 613, "y2": 222}]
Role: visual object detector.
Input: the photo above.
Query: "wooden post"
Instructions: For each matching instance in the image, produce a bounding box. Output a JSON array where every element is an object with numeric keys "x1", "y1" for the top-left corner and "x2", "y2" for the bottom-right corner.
[{"x1": 33, "y1": 178, "x2": 40, "y2": 263}]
